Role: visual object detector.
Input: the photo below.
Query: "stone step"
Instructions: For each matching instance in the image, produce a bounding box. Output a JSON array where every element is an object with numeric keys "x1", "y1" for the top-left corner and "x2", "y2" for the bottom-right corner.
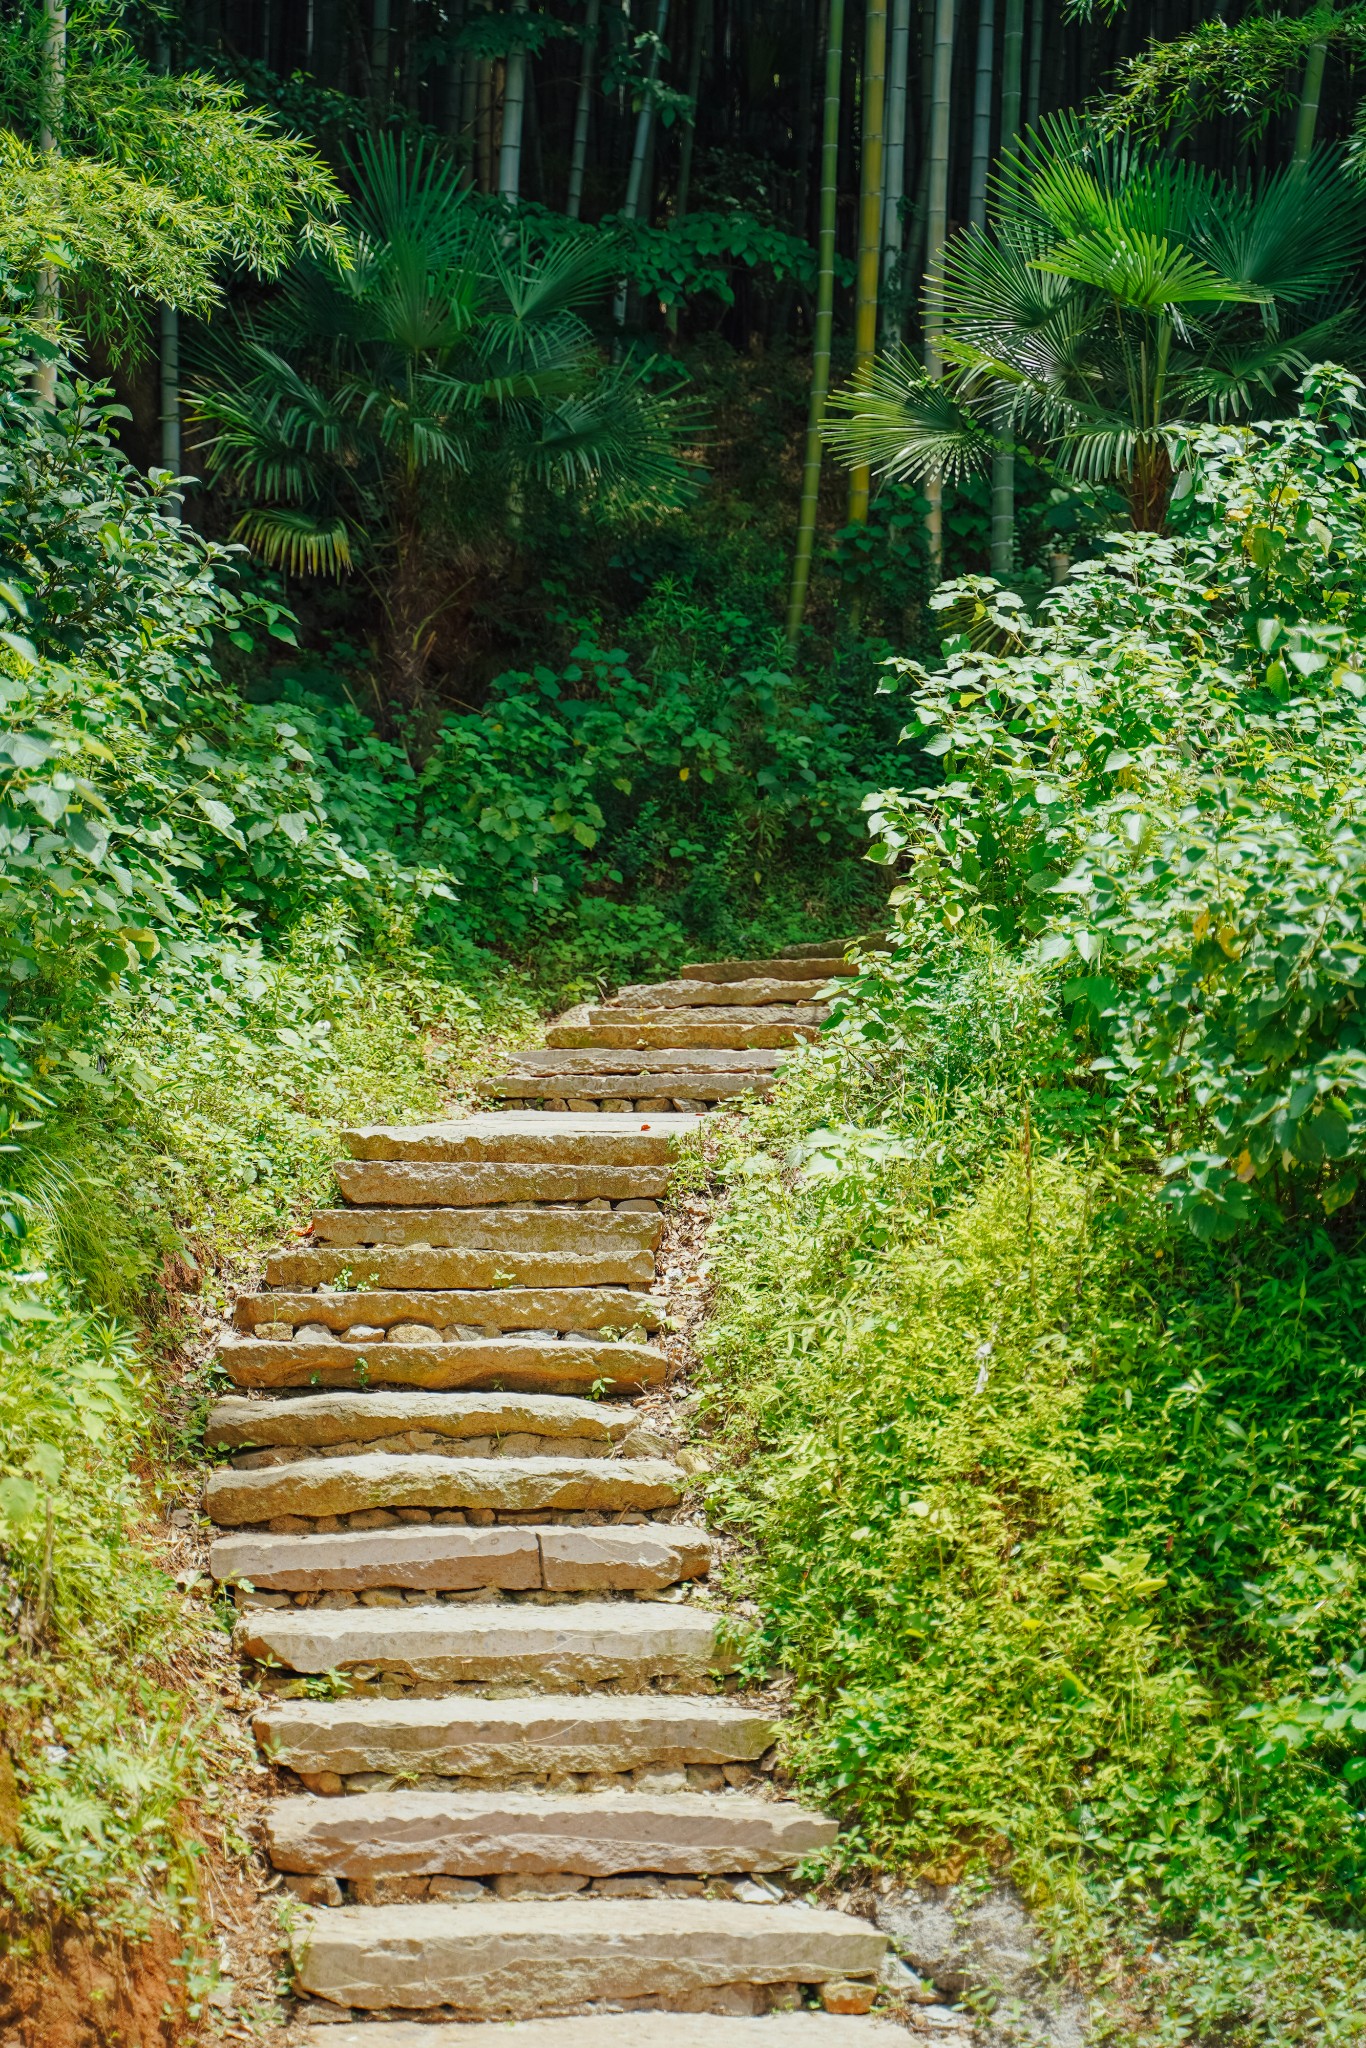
[
  {"x1": 206, "y1": 1392, "x2": 640, "y2": 1454},
  {"x1": 236, "y1": 1600, "x2": 737, "y2": 1686},
  {"x1": 265, "y1": 1244, "x2": 657, "y2": 1290},
  {"x1": 252, "y1": 1694, "x2": 778, "y2": 1779},
  {"x1": 215, "y1": 1333, "x2": 665, "y2": 1396},
  {"x1": 206, "y1": 1453, "x2": 686, "y2": 1528},
  {"x1": 342, "y1": 1114, "x2": 696, "y2": 1166},
  {"x1": 213, "y1": 1522, "x2": 711, "y2": 1595},
  {"x1": 289, "y1": 1898, "x2": 885, "y2": 2016},
  {"x1": 267, "y1": 1788, "x2": 837, "y2": 1879},
  {"x1": 780, "y1": 939, "x2": 864, "y2": 958},
  {"x1": 545, "y1": 1021, "x2": 822, "y2": 1052},
  {"x1": 609, "y1": 980, "x2": 831, "y2": 1010},
  {"x1": 680, "y1": 960, "x2": 857, "y2": 984},
  {"x1": 335, "y1": 1162, "x2": 672, "y2": 1207},
  {"x1": 488, "y1": 1071, "x2": 769, "y2": 1104},
  {"x1": 234, "y1": 1286, "x2": 663, "y2": 1337},
  {"x1": 495, "y1": 1050, "x2": 785, "y2": 1076},
  {"x1": 308, "y1": 1207, "x2": 663, "y2": 1251},
  {"x1": 589, "y1": 1005, "x2": 828, "y2": 1029},
  {"x1": 309, "y1": 2019, "x2": 900, "y2": 2047}
]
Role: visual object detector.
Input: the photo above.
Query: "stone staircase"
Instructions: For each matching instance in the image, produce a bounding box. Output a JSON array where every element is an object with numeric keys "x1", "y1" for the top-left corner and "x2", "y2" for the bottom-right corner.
[{"x1": 207, "y1": 941, "x2": 901, "y2": 2041}]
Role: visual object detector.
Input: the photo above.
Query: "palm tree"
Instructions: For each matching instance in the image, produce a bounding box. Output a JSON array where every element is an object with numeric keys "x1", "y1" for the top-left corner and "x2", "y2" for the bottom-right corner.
[
  {"x1": 823, "y1": 116, "x2": 1366, "y2": 536},
  {"x1": 192, "y1": 135, "x2": 694, "y2": 704}
]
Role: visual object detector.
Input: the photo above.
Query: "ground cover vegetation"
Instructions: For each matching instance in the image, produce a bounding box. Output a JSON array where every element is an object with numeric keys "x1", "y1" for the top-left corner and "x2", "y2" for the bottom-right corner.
[{"x1": 2, "y1": 0, "x2": 1366, "y2": 2034}]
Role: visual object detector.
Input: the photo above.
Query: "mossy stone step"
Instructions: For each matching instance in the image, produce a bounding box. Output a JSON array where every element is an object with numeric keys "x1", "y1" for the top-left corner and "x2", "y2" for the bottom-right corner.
[
  {"x1": 679, "y1": 959, "x2": 857, "y2": 984},
  {"x1": 545, "y1": 1021, "x2": 822, "y2": 1052},
  {"x1": 233, "y1": 1285, "x2": 663, "y2": 1336},
  {"x1": 265, "y1": 1244, "x2": 657, "y2": 1289},
  {"x1": 314, "y1": 2014, "x2": 900, "y2": 2045},
  {"x1": 334, "y1": 1162, "x2": 672, "y2": 1207},
  {"x1": 608, "y1": 979, "x2": 831, "y2": 1009}
]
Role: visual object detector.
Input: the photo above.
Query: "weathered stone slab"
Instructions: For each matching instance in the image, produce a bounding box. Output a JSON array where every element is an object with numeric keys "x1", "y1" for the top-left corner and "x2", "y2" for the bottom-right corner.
[
  {"x1": 494, "y1": 1049, "x2": 785, "y2": 1075},
  {"x1": 289, "y1": 1898, "x2": 885, "y2": 2013},
  {"x1": 211, "y1": 1525, "x2": 540, "y2": 1592},
  {"x1": 335, "y1": 1163, "x2": 671, "y2": 1207},
  {"x1": 267, "y1": 1789, "x2": 837, "y2": 1878},
  {"x1": 205, "y1": 1392, "x2": 637, "y2": 1451},
  {"x1": 312, "y1": 2018, "x2": 901, "y2": 2047},
  {"x1": 610, "y1": 980, "x2": 830, "y2": 1009},
  {"x1": 214, "y1": 1334, "x2": 665, "y2": 1395},
  {"x1": 237, "y1": 1601, "x2": 735, "y2": 1686},
  {"x1": 545, "y1": 1023, "x2": 821, "y2": 1052},
  {"x1": 255, "y1": 1694, "x2": 776, "y2": 1779},
  {"x1": 206, "y1": 1453, "x2": 684, "y2": 1527},
  {"x1": 680, "y1": 960, "x2": 857, "y2": 984},
  {"x1": 539, "y1": 1525, "x2": 711, "y2": 1591},
  {"x1": 234, "y1": 1288, "x2": 663, "y2": 1336},
  {"x1": 781, "y1": 938, "x2": 865, "y2": 958},
  {"x1": 341, "y1": 1114, "x2": 695, "y2": 1166},
  {"x1": 265, "y1": 1245, "x2": 657, "y2": 1289},
  {"x1": 489, "y1": 1073, "x2": 766, "y2": 1103},
  {"x1": 308, "y1": 1208, "x2": 662, "y2": 1251},
  {"x1": 588, "y1": 1005, "x2": 828, "y2": 1029}
]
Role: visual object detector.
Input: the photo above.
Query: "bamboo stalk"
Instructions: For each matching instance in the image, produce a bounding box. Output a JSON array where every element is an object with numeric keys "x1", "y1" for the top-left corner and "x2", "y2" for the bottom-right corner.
[
  {"x1": 1295, "y1": 16, "x2": 1331, "y2": 162},
  {"x1": 34, "y1": 0, "x2": 65, "y2": 404},
  {"x1": 880, "y1": 0, "x2": 913, "y2": 347},
  {"x1": 614, "y1": 0, "x2": 671, "y2": 323},
  {"x1": 675, "y1": 0, "x2": 713, "y2": 220},
  {"x1": 849, "y1": 0, "x2": 890, "y2": 525},
  {"x1": 785, "y1": 0, "x2": 847, "y2": 645},
  {"x1": 566, "y1": 0, "x2": 602, "y2": 217},
  {"x1": 990, "y1": 0, "x2": 1024, "y2": 581},
  {"x1": 968, "y1": 0, "x2": 995, "y2": 232},
  {"x1": 498, "y1": 0, "x2": 530, "y2": 198},
  {"x1": 925, "y1": 0, "x2": 956, "y2": 581}
]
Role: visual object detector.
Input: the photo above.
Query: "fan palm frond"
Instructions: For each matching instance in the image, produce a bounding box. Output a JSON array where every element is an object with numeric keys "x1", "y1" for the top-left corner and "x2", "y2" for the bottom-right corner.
[
  {"x1": 231, "y1": 508, "x2": 353, "y2": 577},
  {"x1": 824, "y1": 349, "x2": 998, "y2": 484}
]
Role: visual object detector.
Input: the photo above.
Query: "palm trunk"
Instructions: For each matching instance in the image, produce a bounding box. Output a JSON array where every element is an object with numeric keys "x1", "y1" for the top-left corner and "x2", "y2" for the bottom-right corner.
[
  {"x1": 1295, "y1": 16, "x2": 1330, "y2": 163},
  {"x1": 34, "y1": 0, "x2": 65, "y2": 404},
  {"x1": 968, "y1": 0, "x2": 994, "y2": 232},
  {"x1": 614, "y1": 0, "x2": 671, "y2": 324},
  {"x1": 785, "y1": 0, "x2": 846, "y2": 645},
  {"x1": 566, "y1": 0, "x2": 602, "y2": 218},
  {"x1": 675, "y1": 0, "x2": 713, "y2": 220},
  {"x1": 498, "y1": 0, "x2": 530, "y2": 199},
  {"x1": 924, "y1": 0, "x2": 956, "y2": 581},
  {"x1": 990, "y1": 0, "x2": 1024, "y2": 580},
  {"x1": 849, "y1": 0, "x2": 889, "y2": 525},
  {"x1": 880, "y1": 0, "x2": 913, "y2": 347}
]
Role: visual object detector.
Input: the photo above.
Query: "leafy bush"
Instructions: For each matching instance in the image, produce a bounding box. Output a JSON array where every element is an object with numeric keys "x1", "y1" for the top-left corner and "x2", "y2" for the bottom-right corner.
[{"x1": 858, "y1": 367, "x2": 1366, "y2": 1235}]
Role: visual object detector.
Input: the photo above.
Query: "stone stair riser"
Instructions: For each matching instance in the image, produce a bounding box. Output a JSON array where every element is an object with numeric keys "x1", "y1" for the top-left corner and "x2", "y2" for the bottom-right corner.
[
  {"x1": 301, "y1": 2018, "x2": 898, "y2": 2046},
  {"x1": 214, "y1": 1335, "x2": 665, "y2": 1396},
  {"x1": 236, "y1": 1603, "x2": 737, "y2": 1687},
  {"x1": 309, "y1": 1208, "x2": 663, "y2": 1251},
  {"x1": 212, "y1": 1523, "x2": 710, "y2": 1595},
  {"x1": 487, "y1": 1075, "x2": 769, "y2": 1104},
  {"x1": 495, "y1": 1050, "x2": 785, "y2": 1075},
  {"x1": 545, "y1": 1024, "x2": 821, "y2": 1051},
  {"x1": 289, "y1": 1899, "x2": 885, "y2": 2016},
  {"x1": 266, "y1": 1247, "x2": 658, "y2": 1289},
  {"x1": 234, "y1": 1286, "x2": 662, "y2": 1336},
  {"x1": 336, "y1": 1164, "x2": 672, "y2": 1206},
  {"x1": 266, "y1": 1790, "x2": 837, "y2": 1878},
  {"x1": 252, "y1": 1697, "x2": 779, "y2": 1780},
  {"x1": 342, "y1": 1119, "x2": 693, "y2": 1166},
  {"x1": 680, "y1": 959, "x2": 857, "y2": 984},
  {"x1": 206, "y1": 1453, "x2": 685, "y2": 1527},
  {"x1": 610, "y1": 980, "x2": 831, "y2": 1009},
  {"x1": 207, "y1": 1392, "x2": 638, "y2": 1451}
]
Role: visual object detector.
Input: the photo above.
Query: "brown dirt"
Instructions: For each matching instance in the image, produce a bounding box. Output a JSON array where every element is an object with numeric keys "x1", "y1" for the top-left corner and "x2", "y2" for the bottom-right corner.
[{"x1": 0, "y1": 1916, "x2": 189, "y2": 2048}]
